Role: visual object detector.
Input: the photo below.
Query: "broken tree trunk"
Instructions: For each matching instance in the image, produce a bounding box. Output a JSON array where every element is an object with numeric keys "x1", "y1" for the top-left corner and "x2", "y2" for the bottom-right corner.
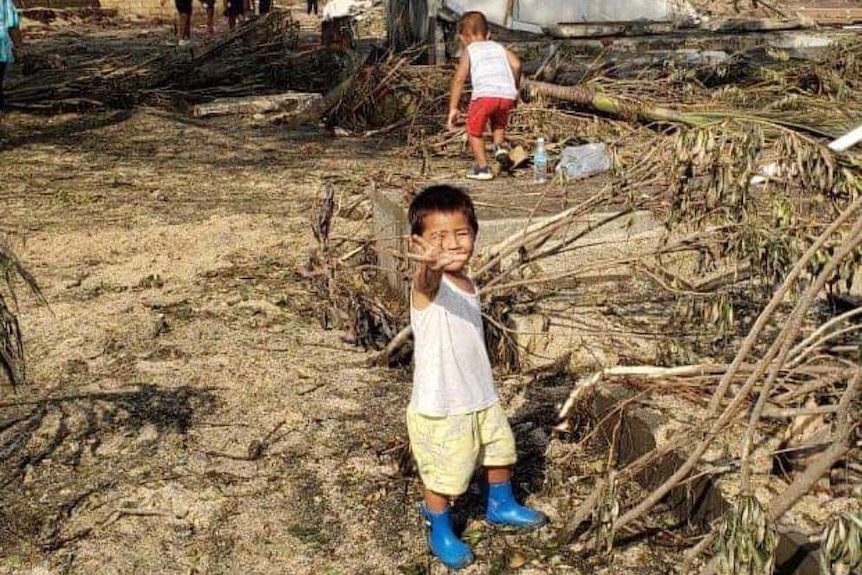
[
  {"x1": 192, "y1": 91, "x2": 322, "y2": 117},
  {"x1": 523, "y1": 79, "x2": 709, "y2": 126},
  {"x1": 523, "y1": 79, "x2": 836, "y2": 138}
]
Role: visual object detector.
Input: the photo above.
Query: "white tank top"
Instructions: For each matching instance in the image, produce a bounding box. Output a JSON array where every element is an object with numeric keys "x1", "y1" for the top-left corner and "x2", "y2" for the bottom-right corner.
[
  {"x1": 467, "y1": 41, "x2": 518, "y2": 101},
  {"x1": 410, "y1": 274, "x2": 499, "y2": 416}
]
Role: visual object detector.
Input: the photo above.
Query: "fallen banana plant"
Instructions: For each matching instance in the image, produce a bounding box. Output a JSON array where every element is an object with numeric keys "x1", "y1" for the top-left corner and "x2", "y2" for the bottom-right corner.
[
  {"x1": 820, "y1": 512, "x2": 862, "y2": 575},
  {"x1": 0, "y1": 235, "x2": 45, "y2": 389},
  {"x1": 714, "y1": 495, "x2": 777, "y2": 575}
]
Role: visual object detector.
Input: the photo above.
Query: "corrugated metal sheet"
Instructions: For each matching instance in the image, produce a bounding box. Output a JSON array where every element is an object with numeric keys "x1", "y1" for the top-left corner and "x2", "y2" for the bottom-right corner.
[
  {"x1": 440, "y1": 0, "x2": 696, "y2": 28},
  {"x1": 516, "y1": 0, "x2": 672, "y2": 23}
]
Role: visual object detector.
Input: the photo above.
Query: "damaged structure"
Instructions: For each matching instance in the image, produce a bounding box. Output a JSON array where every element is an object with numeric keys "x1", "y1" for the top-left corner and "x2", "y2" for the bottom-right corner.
[{"x1": 388, "y1": 0, "x2": 700, "y2": 54}]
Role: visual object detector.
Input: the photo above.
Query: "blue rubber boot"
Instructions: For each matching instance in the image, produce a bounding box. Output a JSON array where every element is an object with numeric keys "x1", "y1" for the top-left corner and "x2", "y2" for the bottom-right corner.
[
  {"x1": 486, "y1": 482, "x2": 548, "y2": 529},
  {"x1": 420, "y1": 506, "x2": 474, "y2": 570}
]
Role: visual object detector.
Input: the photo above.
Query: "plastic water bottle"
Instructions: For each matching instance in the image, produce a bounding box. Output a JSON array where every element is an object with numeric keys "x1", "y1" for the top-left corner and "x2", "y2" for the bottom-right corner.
[{"x1": 534, "y1": 137, "x2": 548, "y2": 183}]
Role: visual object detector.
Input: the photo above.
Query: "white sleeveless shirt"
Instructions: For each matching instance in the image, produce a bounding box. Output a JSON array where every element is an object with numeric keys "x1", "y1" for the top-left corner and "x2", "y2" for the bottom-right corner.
[
  {"x1": 410, "y1": 274, "x2": 499, "y2": 416},
  {"x1": 467, "y1": 41, "x2": 518, "y2": 101}
]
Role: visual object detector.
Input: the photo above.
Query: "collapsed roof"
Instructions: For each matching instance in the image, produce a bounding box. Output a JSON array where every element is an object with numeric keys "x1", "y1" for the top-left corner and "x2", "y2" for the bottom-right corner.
[{"x1": 436, "y1": 0, "x2": 701, "y2": 33}]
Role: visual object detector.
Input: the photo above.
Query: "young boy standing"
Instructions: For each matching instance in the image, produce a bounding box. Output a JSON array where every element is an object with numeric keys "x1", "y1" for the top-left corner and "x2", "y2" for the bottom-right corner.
[
  {"x1": 407, "y1": 185, "x2": 546, "y2": 570},
  {"x1": 447, "y1": 11, "x2": 521, "y2": 181}
]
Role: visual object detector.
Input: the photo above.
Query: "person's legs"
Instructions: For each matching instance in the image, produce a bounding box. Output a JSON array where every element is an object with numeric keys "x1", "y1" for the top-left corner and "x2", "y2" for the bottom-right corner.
[
  {"x1": 174, "y1": 0, "x2": 192, "y2": 41},
  {"x1": 407, "y1": 406, "x2": 476, "y2": 569},
  {"x1": 489, "y1": 99, "x2": 514, "y2": 149},
  {"x1": 468, "y1": 135, "x2": 488, "y2": 167},
  {"x1": 489, "y1": 99, "x2": 515, "y2": 170},
  {"x1": 175, "y1": 12, "x2": 188, "y2": 40},
  {"x1": 492, "y1": 127, "x2": 506, "y2": 148},
  {"x1": 204, "y1": 1, "x2": 215, "y2": 34},
  {"x1": 424, "y1": 489, "x2": 448, "y2": 513},
  {"x1": 0, "y1": 62, "x2": 6, "y2": 111},
  {"x1": 465, "y1": 98, "x2": 493, "y2": 179},
  {"x1": 227, "y1": 0, "x2": 239, "y2": 29}
]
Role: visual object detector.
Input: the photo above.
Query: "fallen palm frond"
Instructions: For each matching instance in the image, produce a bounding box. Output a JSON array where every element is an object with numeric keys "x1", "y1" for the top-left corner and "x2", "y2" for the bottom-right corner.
[
  {"x1": 7, "y1": 11, "x2": 323, "y2": 111},
  {"x1": 0, "y1": 235, "x2": 45, "y2": 389}
]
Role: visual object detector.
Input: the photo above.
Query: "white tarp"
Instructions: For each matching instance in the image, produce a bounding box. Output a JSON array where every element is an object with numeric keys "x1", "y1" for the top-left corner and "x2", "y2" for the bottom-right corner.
[{"x1": 441, "y1": 0, "x2": 697, "y2": 28}]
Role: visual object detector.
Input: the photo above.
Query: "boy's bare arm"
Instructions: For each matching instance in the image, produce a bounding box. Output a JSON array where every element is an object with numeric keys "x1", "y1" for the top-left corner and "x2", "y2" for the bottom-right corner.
[
  {"x1": 447, "y1": 51, "x2": 471, "y2": 130},
  {"x1": 412, "y1": 261, "x2": 443, "y2": 308},
  {"x1": 506, "y1": 49, "x2": 522, "y2": 90},
  {"x1": 410, "y1": 235, "x2": 444, "y2": 308}
]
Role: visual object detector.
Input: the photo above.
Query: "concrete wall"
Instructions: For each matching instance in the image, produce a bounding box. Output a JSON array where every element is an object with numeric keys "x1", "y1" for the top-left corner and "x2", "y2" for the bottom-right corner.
[
  {"x1": 18, "y1": 0, "x2": 174, "y2": 19},
  {"x1": 17, "y1": 0, "x2": 99, "y2": 8}
]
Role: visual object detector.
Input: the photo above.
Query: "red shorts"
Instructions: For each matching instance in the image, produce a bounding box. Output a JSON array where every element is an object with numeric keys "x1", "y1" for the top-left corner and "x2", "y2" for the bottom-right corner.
[{"x1": 466, "y1": 97, "x2": 515, "y2": 138}]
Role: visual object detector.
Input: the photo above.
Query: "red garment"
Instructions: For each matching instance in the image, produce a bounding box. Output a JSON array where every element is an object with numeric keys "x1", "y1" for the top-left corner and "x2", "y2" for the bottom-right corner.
[{"x1": 465, "y1": 97, "x2": 515, "y2": 138}]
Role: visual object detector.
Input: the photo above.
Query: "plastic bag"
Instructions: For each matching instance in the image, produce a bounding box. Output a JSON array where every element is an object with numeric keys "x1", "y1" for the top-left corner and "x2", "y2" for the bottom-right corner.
[{"x1": 555, "y1": 143, "x2": 612, "y2": 180}]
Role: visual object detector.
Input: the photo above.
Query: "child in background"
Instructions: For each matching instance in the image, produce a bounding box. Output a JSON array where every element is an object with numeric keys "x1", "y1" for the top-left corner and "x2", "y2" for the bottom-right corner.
[
  {"x1": 161, "y1": 0, "x2": 192, "y2": 45},
  {"x1": 225, "y1": 0, "x2": 245, "y2": 30},
  {"x1": 0, "y1": 0, "x2": 22, "y2": 110},
  {"x1": 447, "y1": 11, "x2": 521, "y2": 181},
  {"x1": 407, "y1": 185, "x2": 547, "y2": 570},
  {"x1": 200, "y1": 0, "x2": 216, "y2": 37}
]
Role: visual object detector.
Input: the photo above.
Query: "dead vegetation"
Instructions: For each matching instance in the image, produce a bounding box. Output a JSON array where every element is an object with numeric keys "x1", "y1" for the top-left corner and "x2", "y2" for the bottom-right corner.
[{"x1": 0, "y1": 236, "x2": 45, "y2": 389}]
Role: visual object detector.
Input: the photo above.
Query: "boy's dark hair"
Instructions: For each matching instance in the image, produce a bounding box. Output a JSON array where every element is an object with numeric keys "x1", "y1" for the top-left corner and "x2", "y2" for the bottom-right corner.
[
  {"x1": 408, "y1": 185, "x2": 479, "y2": 236},
  {"x1": 458, "y1": 11, "x2": 489, "y2": 37}
]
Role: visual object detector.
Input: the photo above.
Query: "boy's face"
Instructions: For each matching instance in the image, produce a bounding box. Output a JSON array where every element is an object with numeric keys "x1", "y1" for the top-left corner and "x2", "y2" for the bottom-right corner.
[{"x1": 420, "y1": 211, "x2": 475, "y2": 273}]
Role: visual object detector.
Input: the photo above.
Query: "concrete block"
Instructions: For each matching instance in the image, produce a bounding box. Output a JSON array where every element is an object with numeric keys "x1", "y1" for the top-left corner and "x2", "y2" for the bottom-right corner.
[
  {"x1": 368, "y1": 178, "x2": 667, "y2": 372},
  {"x1": 369, "y1": 179, "x2": 663, "y2": 299},
  {"x1": 593, "y1": 384, "x2": 822, "y2": 575},
  {"x1": 370, "y1": 184, "x2": 410, "y2": 300}
]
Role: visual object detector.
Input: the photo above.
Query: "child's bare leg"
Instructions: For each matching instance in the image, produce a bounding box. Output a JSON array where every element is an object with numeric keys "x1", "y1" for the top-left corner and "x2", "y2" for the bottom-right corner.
[
  {"x1": 176, "y1": 13, "x2": 185, "y2": 38},
  {"x1": 492, "y1": 128, "x2": 506, "y2": 149},
  {"x1": 424, "y1": 489, "x2": 449, "y2": 512},
  {"x1": 180, "y1": 13, "x2": 191, "y2": 38},
  {"x1": 487, "y1": 465, "x2": 511, "y2": 484},
  {"x1": 469, "y1": 135, "x2": 488, "y2": 167}
]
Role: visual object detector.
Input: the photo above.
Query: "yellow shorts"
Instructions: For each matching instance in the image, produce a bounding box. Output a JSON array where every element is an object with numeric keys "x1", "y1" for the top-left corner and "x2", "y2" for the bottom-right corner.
[{"x1": 406, "y1": 402, "x2": 517, "y2": 496}]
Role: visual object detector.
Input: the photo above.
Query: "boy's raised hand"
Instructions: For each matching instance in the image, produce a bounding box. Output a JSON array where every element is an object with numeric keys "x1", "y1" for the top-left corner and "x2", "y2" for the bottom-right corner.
[
  {"x1": 409, "y1": 234, "x2": 468, "y2": 271},
  {"x1": 446, "y1": 108, "x2": 460, "y2": 131}
]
